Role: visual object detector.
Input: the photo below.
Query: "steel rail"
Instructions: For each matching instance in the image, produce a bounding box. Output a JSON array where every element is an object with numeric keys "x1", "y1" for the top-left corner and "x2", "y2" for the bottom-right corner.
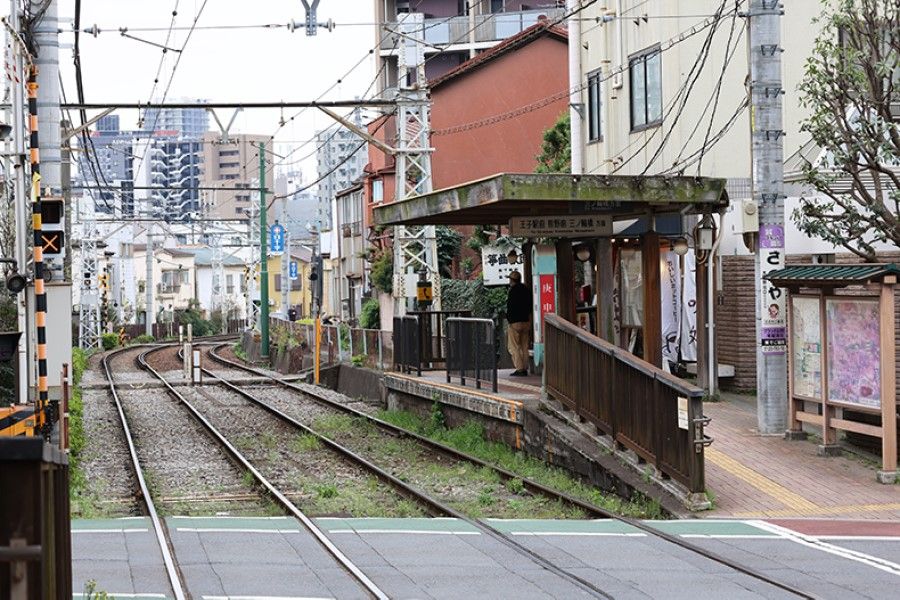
[
  {"x1": 207, "y1": 344, "x2": 820, "y2": 600},
  {"x1": 137, "y1": 346, "x2": 389, "y2": 600},
  {"x1": 194, "y1": 349, "x2": 615, "y2": 600},
  {"x1": 100, "y1": 345, "x2": 188, "y2": 600}
]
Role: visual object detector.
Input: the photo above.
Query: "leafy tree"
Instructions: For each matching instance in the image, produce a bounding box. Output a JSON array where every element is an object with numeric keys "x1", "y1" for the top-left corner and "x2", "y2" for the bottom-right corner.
[
  {"x1": 535, "y1": 111, "x2": 571, "y2": 173},
  {"x1": 436, "y1": 226, "x2": 462, "y2": 277},
  {"x1": 370, "y1": 250, "x2": 393, "y2": 294},
  {"x1": 793, "y1": 0, "x2": 900, "y2": 260}
]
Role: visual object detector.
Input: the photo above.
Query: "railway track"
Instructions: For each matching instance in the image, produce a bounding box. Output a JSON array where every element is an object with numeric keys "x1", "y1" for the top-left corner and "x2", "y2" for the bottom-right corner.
[
  {"x1": 100, "y1": 345, "x2": 189, "y2": 600},
  {"x1": 136, "y1": 344, "x2": 390, "y2": 599},
  {"x1": 204, "y1": 342, "x2": 821, "y2": 600}
]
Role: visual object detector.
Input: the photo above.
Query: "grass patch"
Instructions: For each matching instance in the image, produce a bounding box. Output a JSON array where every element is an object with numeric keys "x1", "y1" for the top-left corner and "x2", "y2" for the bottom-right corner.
[
  {"x1": 292, "y1": 433, "x2": 321, "y2": 452},
  {"x1": 312, "y1": 413, "x2": 355, "y2": 435},
  {"x1": 377, "y1": 409, "x2": 665, "y2": 519},
  {"x1": 233, "y1": 342, "x2": 249, "y2": 362},
  {"x1": 294, "y1": 475, "x2": 426, "y2": 518}
]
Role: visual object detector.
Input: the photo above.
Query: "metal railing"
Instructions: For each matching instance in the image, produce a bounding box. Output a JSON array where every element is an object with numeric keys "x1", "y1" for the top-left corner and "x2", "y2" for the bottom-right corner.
[
  {"x1": 393, "y1": 315, "x2": 421, "y2": 375},
  {"x1": 445, "y1": 317, "x2": 498, "y2": 393},
  {"x1": 544, "y1": 314, "x2": 711, "y2": 493},
  {"x1": 409, "y1": 310, "x2": 471, "y2": 368},
  {"x1": 380, "y1": 8, "x2": 566, "y2": 50},
  {"x1": 0, "y1": 438, "x2": 72, "y2": 600}
]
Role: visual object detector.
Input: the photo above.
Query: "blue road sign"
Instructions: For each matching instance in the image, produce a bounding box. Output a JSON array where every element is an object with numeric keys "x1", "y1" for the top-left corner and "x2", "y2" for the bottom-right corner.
[
  {"x1": 270, "y1": 223, "x2": 285, "y2": 254},
  {"x1": 289, "y1": 261, "x2": 298, "y2": 280}
]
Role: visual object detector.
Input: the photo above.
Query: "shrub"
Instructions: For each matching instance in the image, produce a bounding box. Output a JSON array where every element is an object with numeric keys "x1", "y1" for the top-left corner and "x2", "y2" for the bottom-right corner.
[
  {"x1": 351, "y1": 354, "x2": 367, "y2": 367},
  {"x1": 131, "y1": 334, "x2": 155, "y2": 344},
  {"x1": 359, "y1": 298, "x2": 380, "y2": 330},
  {"x1": 370, "y1": 251, "x2": 393, "y2": 294},
  {"x1": 100, "y1": 333, "x2": 119, "y2": 350}
]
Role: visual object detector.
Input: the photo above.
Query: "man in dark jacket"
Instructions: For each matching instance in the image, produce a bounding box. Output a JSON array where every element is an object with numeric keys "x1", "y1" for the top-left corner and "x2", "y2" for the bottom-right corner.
[{"x1": 506, "y1": 270, "x2": 532, "y2": 376}]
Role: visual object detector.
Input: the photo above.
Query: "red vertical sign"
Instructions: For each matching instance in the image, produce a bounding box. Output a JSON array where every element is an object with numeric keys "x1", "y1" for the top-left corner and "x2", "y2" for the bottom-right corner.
[{"x1": 539, "y1": 274, "x2": 556, "y2": 336}]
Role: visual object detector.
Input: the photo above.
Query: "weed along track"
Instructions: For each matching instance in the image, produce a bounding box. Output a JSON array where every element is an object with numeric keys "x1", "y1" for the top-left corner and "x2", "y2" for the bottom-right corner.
[{"x1": 179, "y1": 384, "x2": 426, "y2": 517}]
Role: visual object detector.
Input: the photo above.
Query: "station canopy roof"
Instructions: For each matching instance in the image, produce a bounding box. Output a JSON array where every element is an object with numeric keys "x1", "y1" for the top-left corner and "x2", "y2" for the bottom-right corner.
[{"x1": 372, "y1": 173, "x2": 729, "y2": 227}]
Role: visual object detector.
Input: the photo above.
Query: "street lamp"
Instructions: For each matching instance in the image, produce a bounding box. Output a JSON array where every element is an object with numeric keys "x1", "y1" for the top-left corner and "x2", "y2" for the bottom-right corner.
[{"x1": 672, "y1": 237, "x2": 689, "y2": 256}]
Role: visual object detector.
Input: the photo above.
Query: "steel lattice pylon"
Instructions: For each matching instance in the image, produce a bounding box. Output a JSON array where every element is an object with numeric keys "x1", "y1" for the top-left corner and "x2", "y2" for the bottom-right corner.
[
  {"x1": 78, "y1": 218, "x2": 102, "y2": 349},
  {"x1": 393, "y1": 12, "x2": 440, "y2": 313}
]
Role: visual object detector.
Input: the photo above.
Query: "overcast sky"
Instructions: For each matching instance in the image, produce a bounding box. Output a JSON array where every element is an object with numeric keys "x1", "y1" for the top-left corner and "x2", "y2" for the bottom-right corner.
[{"x1": 12, "y1": 1, "x2": 381, "y2": 182}]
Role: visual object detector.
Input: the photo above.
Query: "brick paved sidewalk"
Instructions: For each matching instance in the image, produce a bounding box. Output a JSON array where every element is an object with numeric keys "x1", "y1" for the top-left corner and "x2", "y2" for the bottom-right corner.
[{"x1": 703, "y1": 393, "x2": 900, "y2": 520}]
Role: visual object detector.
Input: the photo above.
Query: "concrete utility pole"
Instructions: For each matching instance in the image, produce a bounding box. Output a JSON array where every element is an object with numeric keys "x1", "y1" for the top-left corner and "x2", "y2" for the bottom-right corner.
[
  {"x1": 392, "y1": 12, "x2": 439, "y2": 314},
  {"x1": 749, "y1": 0, "x2": 787, "y2": 434},
  {"x1": 9, "y1": 0, "x2": 30, "y2": 403},
  {"x1": 568, "y1": 0, "x2": 584, "y2": 175},
  {"x1": 33, "y1": 0, "x2": 64, "y2": 280},
  {"x1": 145, "y1": 226, "x2": 154, "y2": 337},
  {"x1": 281, "y1": 229, "x2": 291, "y2": 316},
  {"x1": 258, "y1": 142, "x2": 270, "y2": 358}
]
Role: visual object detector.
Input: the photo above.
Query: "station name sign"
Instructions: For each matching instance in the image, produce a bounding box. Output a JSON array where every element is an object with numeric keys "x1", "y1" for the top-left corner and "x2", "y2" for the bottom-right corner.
[{"x1": 509, "y1": 215, "x2": 612, "y2": 238}]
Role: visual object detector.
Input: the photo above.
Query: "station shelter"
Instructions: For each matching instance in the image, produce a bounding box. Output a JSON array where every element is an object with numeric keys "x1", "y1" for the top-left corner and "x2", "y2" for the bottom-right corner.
[{"x1": 373, "y1": 172, "x2": 729, "y2": 379}]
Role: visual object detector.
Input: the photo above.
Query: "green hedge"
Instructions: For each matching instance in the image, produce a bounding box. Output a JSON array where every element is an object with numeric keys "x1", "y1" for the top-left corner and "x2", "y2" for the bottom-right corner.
[
  {"x1": 441, "y1": 277, "x2": 508, "y2": 320},
  {"x1": 360, "y1": 298, "x2": 380, "y2": 329}
]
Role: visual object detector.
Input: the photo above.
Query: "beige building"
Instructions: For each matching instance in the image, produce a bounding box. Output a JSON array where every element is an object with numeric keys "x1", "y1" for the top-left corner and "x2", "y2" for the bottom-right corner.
[
  {"x1": 577, "y1": 0, "x2": 819, "y2": 180},
  {"x1": 131, "y1": 245, "x2": 197, "y2": 325},
  {"x1": 200, "y1": 133, "x2": 271, "y2": 220}
]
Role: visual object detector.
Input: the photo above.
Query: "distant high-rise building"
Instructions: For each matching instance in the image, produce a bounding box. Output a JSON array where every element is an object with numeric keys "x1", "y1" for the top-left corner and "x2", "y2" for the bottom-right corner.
[
  {"x1": 141, "y1": 101, "x2": 210, "y2": 138},
  {"x1": 199, "y1": 133, "x2": 270, "y2": 220},
  {"x1": 315, "y1": 123, "x2": 366, "y2": 231}
]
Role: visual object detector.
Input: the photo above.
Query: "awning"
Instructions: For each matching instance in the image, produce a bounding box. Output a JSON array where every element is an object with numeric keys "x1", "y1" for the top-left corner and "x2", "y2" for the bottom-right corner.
[
  {"x1": 764, "y1": 264, "x2": 900, "y2": 287},
  {"x1": 373, "y1": 173, "x2": 729, "y2": 227}
]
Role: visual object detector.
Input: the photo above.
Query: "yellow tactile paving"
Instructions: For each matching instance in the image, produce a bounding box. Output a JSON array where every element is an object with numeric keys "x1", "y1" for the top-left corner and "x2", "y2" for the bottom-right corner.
[
  {"x1": 734, "y1": 502, "x2": 900, "y2": 518},
  {"x1": 706, "y1": 447, "x2": 820, "y2": 513}
]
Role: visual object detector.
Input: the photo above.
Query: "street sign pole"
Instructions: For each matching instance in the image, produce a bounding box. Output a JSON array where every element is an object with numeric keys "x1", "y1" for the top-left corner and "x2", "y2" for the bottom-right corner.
[{"x1": 258, "y1": 143, "x2": 269, "y2": 358}]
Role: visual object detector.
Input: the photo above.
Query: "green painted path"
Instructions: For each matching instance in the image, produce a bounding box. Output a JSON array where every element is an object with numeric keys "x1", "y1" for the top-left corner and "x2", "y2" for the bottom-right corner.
[{"x1": 71, "y1": 517, "x2": 778, "y2": 538}]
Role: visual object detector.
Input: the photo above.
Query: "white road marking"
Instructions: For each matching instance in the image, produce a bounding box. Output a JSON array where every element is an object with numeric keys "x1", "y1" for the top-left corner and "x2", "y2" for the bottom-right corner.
[
  {"x1": 203, "y1": 597, "x2": 334, "y2": 600},
  {"x1": 175, "y1": 528, "x2": 300, "y2": 534},
  {"x1": 680, "y1": 534, "x2": 782, "y2": 539},
  {"x1": 750, "y1": 520, "x2": 900, "y2": 577},
  {"x1": 817, "y1": 535, "x2": 900, "y2": 541},
  {"x1": 73, "y1": 594, "x2": 166, "y2": 599},
  {"x1": 72, "y1": 528, "x2": 149, "y2": 534},
  {"x1": 327, "y1": 529, "x2": 480, "y2": 535},
  {"x1": 510, "y1": 531, "x2": 647, "y2": 537}
]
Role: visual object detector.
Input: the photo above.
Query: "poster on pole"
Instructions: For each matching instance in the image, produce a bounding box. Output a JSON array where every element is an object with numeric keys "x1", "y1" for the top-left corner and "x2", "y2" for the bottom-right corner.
[
  {"x1": 760, "y1": 224, "x2": 786, "y2": 354},
  {"x1": 826, "y1": 298, "x2": 881, "y2": 409},
  {"x1": 680, "y1": 250, "x2": 698, "y2": 362}
]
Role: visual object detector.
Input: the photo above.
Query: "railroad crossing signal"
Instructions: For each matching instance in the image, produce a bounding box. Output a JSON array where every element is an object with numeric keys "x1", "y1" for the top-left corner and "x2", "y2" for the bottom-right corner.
[{"x1": 40, "y1": 230, "x2": 64, "y2": 254}]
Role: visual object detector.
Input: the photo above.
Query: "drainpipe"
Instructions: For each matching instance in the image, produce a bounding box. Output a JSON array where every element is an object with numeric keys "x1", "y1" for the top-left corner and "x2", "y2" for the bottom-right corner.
[
  {"x1": 568, "y1": 0, "x2": 584, "y2": 175},
  {"x1": 613, "y1": 0, "x2": 624, "y2": 89},
  {"x1": 707, "y1": 213, "x2": 724, "y2": 397}
]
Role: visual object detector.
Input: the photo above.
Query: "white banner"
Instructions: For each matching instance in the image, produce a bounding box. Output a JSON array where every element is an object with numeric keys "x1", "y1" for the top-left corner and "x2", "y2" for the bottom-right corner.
[
  {"x1": 680, "y1": 250, "x2": 698, "y2": 362},
  {"x1": 661, "y1": 251, "x2": 682, "y2": 365}
]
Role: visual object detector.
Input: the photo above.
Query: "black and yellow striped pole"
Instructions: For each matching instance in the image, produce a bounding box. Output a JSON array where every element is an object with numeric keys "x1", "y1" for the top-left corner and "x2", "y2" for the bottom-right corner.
[{"x1": 27, "y1": 65, "x2": 50, "y2": 433}]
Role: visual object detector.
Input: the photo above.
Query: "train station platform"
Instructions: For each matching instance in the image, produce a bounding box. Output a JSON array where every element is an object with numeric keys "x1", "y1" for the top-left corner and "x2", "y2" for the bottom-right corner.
[{"x1": 385, "y1": 369, "x2": 900, "y2": 521}]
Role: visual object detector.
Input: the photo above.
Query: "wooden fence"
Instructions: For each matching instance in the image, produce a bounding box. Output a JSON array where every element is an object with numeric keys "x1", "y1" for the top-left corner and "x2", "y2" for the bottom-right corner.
[{"x1": 544, "y1": 314, "x2": 710, "y2": 493}]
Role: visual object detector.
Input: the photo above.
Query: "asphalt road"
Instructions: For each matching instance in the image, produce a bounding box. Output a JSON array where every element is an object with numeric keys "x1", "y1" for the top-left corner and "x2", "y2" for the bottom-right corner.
[{"x1": 71, "y1": 517, "x2": 900, "y2": 599}]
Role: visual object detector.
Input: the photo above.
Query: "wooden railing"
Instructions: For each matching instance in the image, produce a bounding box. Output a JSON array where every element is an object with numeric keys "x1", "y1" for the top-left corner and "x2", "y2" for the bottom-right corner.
[{"x1": 544, "y1": 314, "x2": 710, "y2": 493}]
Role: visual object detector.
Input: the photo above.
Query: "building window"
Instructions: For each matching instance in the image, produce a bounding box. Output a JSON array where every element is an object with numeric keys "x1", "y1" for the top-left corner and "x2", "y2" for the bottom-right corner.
[
  {"x1": 587, "y1": 69, "x2": 602, "y2": 142},
  {"x1": 372, "y1": 179, "x2": 384, "y2": 204},
  {"x1": 226, "y1": 274, "x2": 234, "y2": 294},
  {"x1": 629, "y1": 47, "x2": 662, "y2": 131}
]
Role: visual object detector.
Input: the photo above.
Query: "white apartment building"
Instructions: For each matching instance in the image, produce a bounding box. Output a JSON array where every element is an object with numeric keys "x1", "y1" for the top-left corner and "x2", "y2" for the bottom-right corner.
[{"x1": 572, "y1": 0, "x2": 892, "y2": 261}]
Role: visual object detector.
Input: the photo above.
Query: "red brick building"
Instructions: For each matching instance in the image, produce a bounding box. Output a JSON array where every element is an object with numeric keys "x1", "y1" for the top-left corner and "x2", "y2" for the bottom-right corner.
[{"x1": 363, "y1": 20, "x2": 569, "y2": 247}]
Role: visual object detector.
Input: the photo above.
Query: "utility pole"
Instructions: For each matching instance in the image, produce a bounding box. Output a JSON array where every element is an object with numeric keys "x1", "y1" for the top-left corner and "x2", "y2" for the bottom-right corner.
[
  {"x1": 246, "y1": 195, "x2": 260, "y2": 329},
  {"x1": 749, "y1": 0, "x2": 787, "y2": 434},
  {"x1": 258, "y1": 142, "x2": 270, "y2": 358},
  {"x1": 281, "y1": 229, "x2": 291, "y2": 317},
  {"x1": 392, "y1": 12, "x2": 439, "y2": 315},
  {"x1": 9, "y1": 0, "x2": 30, "y2": 403},
  {"x1": 145, "y1": 226, "x2": 154, "y2": 337},
  {"x1": 568, "y1": 0, "x2": 584, "y2": 175}
]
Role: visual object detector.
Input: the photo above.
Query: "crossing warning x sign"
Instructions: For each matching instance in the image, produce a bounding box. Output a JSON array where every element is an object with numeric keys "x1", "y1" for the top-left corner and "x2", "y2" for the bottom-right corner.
[{"x1": 41, "y1": 231, "x2": 64, "y2": 254}]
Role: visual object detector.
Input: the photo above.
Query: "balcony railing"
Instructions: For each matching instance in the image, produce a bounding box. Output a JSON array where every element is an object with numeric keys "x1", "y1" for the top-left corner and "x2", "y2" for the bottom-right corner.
[{"x1": 381, "y1": 8, "x2": 565, "y2": 51}]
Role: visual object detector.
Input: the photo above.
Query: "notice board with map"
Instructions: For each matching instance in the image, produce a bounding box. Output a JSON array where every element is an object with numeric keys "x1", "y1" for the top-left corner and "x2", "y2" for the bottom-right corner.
[
  {"x1": 791, "y1": 296, "x2": 822, "y2": 399},
  {"x1": 826, "y1": 298, "x2": 881, "y2": 409}
]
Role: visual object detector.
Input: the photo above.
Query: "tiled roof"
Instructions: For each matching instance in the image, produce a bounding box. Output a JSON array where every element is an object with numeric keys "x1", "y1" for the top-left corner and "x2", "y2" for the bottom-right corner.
[
  {"x1": 764, "y1": 264, "x2": 900, "y2": 286},
  {"x1": 429, "y1": 19, "x2": 567, "y2": 90}
]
